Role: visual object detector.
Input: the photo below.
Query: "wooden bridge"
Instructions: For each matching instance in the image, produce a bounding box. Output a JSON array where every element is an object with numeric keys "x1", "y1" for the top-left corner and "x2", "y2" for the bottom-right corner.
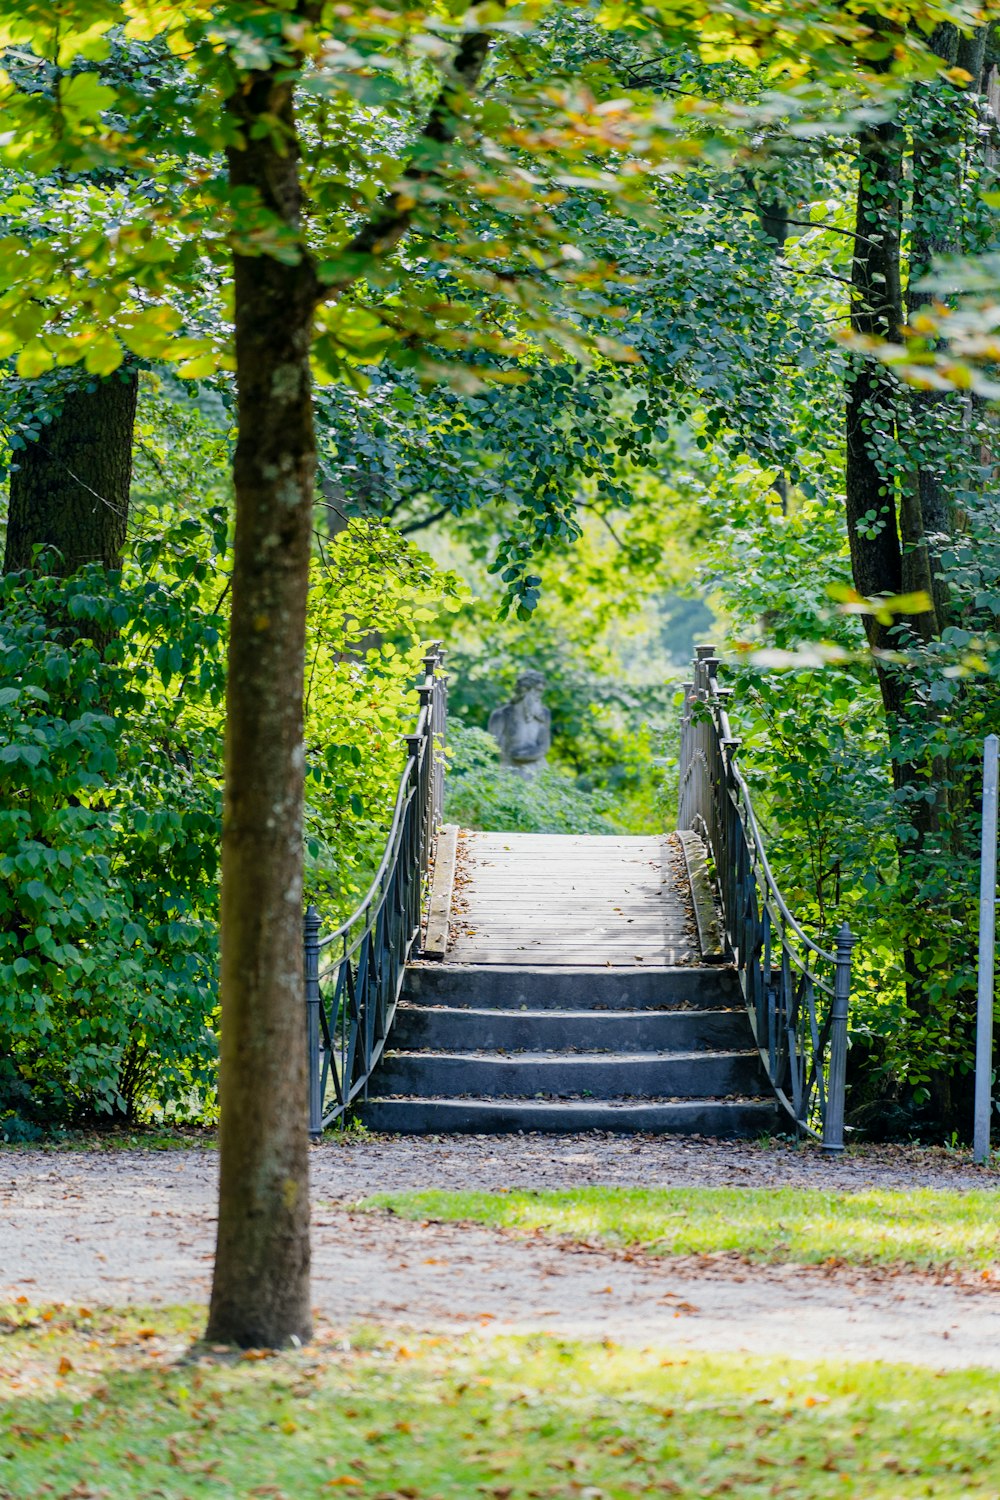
[{"x1": 306, "y1": 648, "x2": 854, "y2": 1148}]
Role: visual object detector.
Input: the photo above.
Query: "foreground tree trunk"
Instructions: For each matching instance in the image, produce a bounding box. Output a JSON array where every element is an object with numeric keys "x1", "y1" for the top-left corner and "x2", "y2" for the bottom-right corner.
[
  {"x1": 4, "y1": 373, "x2": 138, "y2": 574},
  {"x1": 207, "y1": 11, "x2": 497, "y2": 1347},
  {"x1": 206, "y1": 49, "x2": 318, "y2": 1349}
]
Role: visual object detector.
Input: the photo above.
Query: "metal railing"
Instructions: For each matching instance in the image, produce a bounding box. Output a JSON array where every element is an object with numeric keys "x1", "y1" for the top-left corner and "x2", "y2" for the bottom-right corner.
[
  {"x1": 304, "y1": 647, "x2": 447, "y2": 1137},
  {"x1": 678, "y1": 646, "x2": 854, "y2": 1151}
]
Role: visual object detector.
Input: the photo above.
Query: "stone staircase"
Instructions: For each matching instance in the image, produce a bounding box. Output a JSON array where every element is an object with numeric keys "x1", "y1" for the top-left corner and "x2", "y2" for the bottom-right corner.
[{"x1": 359, "y1": 962, "x2": 780, "y2": 1135}]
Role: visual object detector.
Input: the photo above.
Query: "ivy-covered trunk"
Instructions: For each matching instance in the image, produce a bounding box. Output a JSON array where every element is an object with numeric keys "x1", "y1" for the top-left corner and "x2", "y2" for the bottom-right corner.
[
  {"x1": 206, "y1": 46, "x2": 317, "y2": 1350},
  {"x1": 3, "y1": 372, "x2": 138, "y2": 575}
]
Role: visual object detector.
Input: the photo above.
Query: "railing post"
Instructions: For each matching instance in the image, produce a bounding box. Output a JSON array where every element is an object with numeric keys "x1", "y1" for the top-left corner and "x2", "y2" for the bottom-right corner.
[
  {"x1": 304, "y1": 903, "x2": 323, "y2": 1141},
  {"x1": 823, "y1": 922, "x2": 854, "y2": 1154},
  {"x1": 975, "y1": 733, "x2": 999, "y2": 1164}
]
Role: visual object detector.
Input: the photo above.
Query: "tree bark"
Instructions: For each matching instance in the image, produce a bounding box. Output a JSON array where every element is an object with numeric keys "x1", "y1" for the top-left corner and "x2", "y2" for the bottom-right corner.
[
  {"x1": 845, "y1": 115, "x2": 906, "y2": 709},
  {"x1": 906, "y1": 26, "x2": 963, "y2": 631},
  {"x1": 4, "y1": 373, "x2": 137, "y2": 574},
  {"x1": 207, "y1": 50, "x2": 318, "y2": 1350},
  {"x1": 207, "y1": 11, "x2": 499, "y2": 1347}
]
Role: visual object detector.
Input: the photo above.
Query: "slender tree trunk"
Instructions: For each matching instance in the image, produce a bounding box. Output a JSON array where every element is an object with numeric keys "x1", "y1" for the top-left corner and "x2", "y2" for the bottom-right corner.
[
  {"x1": 906, "y1": 26, "x2": 961, "y2": 630},
  {"x1": 845, "y1": 115, "x2": 906, "y2": 697},
  {"x1": 207, "y1": 48, "x2": 318, "y2": 1350},
  {"x1": 4, "y1": 373, "x2": 137, "y2": 574}
]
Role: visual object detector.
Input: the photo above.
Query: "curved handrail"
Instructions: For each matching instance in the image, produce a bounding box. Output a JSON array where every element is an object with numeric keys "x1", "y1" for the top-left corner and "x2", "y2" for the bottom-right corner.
[
  {"x1": 678, "y1": 646, "x2": 853, "y2": 1150},
  {"x1": 728, "y1": 769, "x2": 836, "y2": 968},
  {"x1": 304, "y1": 648, "x2": 447, "y2": 1135},
  {"x1": 319, "y1": 750, "x2": 418, "y2": 959}
]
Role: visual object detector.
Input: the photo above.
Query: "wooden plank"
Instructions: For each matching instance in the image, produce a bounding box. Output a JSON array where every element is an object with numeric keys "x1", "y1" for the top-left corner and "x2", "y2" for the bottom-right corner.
[
  {"x1": 447, "y1": 952, "x2": 692, "y2": 966},
  {"x1": 459, "y1": 890, "x2": 679, "y2": 900},
  {"x1": 422, "y1": 824, "x2": 458, "y2": 960},
  {"x1": 465, "y1": 834, "x2": 662, "y2": 843},
  {"x1": 451, "y1": 940, "x2": 688, "y2": 950},
  {"x1": 454, "y1": 918, "x2": 675, "y2": 926},
  {"x1": 465, "y1": 870, "x2": 662, "y2": 877},
  {"x1": 450, "y1": 934, "x2": 689, "y2": 946},
  {"x1": 453, "y1": 915, "x2": 677, "y2": 926}
]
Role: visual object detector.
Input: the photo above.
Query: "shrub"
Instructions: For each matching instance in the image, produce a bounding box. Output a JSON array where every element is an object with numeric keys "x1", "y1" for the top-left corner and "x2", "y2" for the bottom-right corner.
[
  {"x1": 444, "y1": 724, "x2": 625, "y2": 834},
  {"x1": 0, "y1": 518, "x2": 462, "y2": 1131}
]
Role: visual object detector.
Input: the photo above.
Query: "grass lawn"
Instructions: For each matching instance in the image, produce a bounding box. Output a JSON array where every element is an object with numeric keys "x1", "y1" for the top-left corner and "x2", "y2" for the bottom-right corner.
[
  {"x1": 1, "y1": 1302, "x2": 999, "y2": 1498},
  {"x1": 360, "y1": 1185, "x2": 1000, "y2": 1276}
]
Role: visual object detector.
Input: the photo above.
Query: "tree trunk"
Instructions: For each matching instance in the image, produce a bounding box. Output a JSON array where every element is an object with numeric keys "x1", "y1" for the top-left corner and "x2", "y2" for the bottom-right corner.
[
  {"x1": 4, "y1": 373, "x2": 137, "y2": 574},
  {"x1": 906, "y1": 26, "x2": 962, "y2": 631},
  {"x1": 845, "y1": 115, "x2": 907, "y2": 706},
  {"x1": 206, "y1": 49, "x2": 318, "y2": 1350},
  {"x1": 206, "y1": 12, "x2": 498, "y2": 1345}
]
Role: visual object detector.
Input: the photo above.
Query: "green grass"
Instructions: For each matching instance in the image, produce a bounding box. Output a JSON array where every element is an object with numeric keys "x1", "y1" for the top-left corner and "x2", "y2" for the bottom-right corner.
[
  {"x1": 1, "y1": 1302, "x2": 1000, "y2": 1498},
  {"x1": 360, "y1": 1185, "x2": 1000, "y2": 1275}
]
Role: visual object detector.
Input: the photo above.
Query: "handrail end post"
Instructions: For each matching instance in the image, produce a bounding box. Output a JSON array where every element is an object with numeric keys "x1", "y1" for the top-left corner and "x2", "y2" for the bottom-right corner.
[
  {"x1": 304, "y1": 903, "x2": 323, "y2": 1139},
  {"x1": 822, "y1": 921, "x2": 855, "y2": 1155},
  {"x1": 974, "y1": 734, "x2": 999, "y2": 1164}
]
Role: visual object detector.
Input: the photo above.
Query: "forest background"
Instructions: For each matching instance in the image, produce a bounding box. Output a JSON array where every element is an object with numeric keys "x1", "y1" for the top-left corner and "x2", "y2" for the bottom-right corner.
[{"x1": 1, "y1": 0, "x2": 999, "y2": 1169}]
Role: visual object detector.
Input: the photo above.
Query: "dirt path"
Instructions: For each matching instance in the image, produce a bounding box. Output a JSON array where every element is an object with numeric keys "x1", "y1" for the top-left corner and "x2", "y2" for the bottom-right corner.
[{"x1": 3, "y1": 1137, "x2": 999, "y2": 1370}]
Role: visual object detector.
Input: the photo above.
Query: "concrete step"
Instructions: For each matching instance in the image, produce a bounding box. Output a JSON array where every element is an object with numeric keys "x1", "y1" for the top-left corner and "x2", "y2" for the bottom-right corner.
[
  {"x1": 371, "y1": 1048, "x2": 768, "y2": 1100},
  {"x1": 402, "y1": 964, "x2": 739, "y2": 1011},
  {"x1": 391, "y1": 1004, "x2": 752, "y2": 1055},
  {"x1": 359, "y1": 1096, "x2": 781, "y2": 1136}
]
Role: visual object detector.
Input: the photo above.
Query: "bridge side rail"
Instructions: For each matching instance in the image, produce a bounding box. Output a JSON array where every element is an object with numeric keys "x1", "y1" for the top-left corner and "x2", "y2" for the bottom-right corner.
[
  {"x1": 304, "y1": 647, "x2": 447, "y2": 1137},
  {"x1": 678, "y1": 646, "x2": 853, "y2": 1152}
]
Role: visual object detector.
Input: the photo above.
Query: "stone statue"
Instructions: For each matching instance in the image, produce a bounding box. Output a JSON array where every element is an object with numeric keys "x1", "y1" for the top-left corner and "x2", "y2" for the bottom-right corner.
[{"x1": 488, "y1": 669, "x2": 551, "y2": 777}]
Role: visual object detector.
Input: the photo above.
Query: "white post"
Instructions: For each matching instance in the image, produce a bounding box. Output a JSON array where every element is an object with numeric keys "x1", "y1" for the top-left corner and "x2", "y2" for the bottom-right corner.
[{"x1": 974, "y1": 734, "x2": 999, "y2": 1165}]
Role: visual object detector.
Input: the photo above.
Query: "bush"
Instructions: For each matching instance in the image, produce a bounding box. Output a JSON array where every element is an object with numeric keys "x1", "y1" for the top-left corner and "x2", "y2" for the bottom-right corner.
[
  {"x1": 0, "y1": 550, "x2": 225, "y2": 1129},
  {"x1": 0, "y1": 518, "x2": 461, "y2": 1129},
  {"x1": 444, "y1": 724, "x2": 625, "y2": 834}
]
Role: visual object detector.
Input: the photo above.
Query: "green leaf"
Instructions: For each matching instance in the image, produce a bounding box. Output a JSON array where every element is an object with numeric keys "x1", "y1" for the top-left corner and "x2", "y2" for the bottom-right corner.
[{"x1": 16, "y1": 345, "x2": 55, "y2": 379}]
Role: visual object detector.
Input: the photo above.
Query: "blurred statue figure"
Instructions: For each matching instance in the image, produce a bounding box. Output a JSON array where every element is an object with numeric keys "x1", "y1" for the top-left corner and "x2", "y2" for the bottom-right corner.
[{"x1": 489, "y1": 670, "x2": 551, "y2": 777}]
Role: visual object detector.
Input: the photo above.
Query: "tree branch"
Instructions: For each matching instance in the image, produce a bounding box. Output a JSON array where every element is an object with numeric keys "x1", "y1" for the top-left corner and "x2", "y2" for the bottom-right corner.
[
  {"x1": 316, "y1": 21, "x2": 500, "y2": 301},
  {"x1": 399, "y1": 505, "x2": 452, "y2": 535}
]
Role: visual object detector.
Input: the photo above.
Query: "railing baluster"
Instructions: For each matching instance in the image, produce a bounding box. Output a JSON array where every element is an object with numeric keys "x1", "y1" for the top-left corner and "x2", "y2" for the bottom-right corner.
[
  {"x1": 304, "y1": 904, "x2": 322, "y2": 1141},
  {"x1": 822, "y1": 924, "x2": 855, "y2": 1153}
]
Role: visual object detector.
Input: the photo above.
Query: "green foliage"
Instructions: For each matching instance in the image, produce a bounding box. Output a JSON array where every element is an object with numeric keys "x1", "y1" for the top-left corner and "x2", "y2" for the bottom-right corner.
[
  {"x1": 0, "y1": 544, "x2": 226, "y2": 1135},
  {"x1": 302, "y1": 521, "x2": 465, "y2": 911},
  {"x1": 687, "y1": 437, "x2": 1000, "y2": 1129},
  {"x1": 0, "y1": 509, "x2": 461, "y2": 1135},
  {"x1": 431, "y1": 493, "x2": 695, "y2": 832},
  {"x1": 0, "y1": 0, "x2": 996, "y2": 1146},
  {"x1": 444, "y1": 725, "x2": 624, "y2": 835}
]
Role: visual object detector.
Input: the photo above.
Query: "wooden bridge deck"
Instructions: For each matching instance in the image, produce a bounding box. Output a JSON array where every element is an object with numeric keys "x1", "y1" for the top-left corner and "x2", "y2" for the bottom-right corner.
[{"x1": 447, "y1": 831, "x2": 698, "y2": 967}]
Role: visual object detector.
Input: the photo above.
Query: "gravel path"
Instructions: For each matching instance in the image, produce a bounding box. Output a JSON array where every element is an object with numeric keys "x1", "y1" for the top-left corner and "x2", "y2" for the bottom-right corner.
[{"x1": 3, "y1": 1136, "x2": 999, "y2": 1371}]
